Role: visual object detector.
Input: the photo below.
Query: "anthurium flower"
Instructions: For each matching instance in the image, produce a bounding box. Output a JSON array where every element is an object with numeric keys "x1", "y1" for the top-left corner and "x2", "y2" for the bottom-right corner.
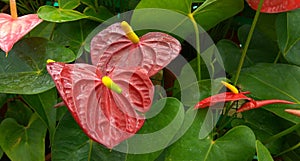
[
  {"x1": 194, "y1": 91, "x2": 252, "y2": 109},
  {"x1": 46, "y1": 21, "x2": 181, "y2": 148},
  {"x1": 90, "y1": 21, "x2": 181, "y2": 77},
  {"x1": 246, "y1": 0, "x2": 300, "y2": 13},
  {"x1": 237, "y1": 99, "x2": 295, "y2": 112},
  {"x1": 47, "y1": 61, "x2": 154, "y2": 148},
  {"x1": 0, "y1": 14, "x2": 43, "y2": 55}
]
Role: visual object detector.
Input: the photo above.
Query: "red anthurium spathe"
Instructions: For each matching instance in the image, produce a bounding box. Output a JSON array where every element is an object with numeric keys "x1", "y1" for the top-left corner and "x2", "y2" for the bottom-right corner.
[
  {"x1": 91, "y1": 21, "x2": 181, "y2": 77},
  {"x1": 46, "y1": 21, "x2": 181, "y2": 148},
  {"x1": 194, "y1": 91, "x2": 252, "y2": 109},
  {"x1": 237, "y1": 99, "x2": 295, "y2": 112},
  {"x1": 0, "y1": 13, "x2": 42, "y2": 55},
  {"x1": 246, "y1": 0, "x2": 300, "y2": 13},
  {"x1": 47, "y1": 62, "x2": 154, "y2": 148}
]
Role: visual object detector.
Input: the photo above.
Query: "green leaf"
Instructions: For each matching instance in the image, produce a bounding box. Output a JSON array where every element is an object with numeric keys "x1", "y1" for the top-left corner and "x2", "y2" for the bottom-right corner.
[
  {"x1": 52, "y1": 98, "x2": 184, "y2": 161},
  {"x1": 231, "y1": 109, "x2": 287, "y2": 154},
  {"x1": 134, "y1": 0, "x2": 244, "y2": 31},
  {"x1": 256, "y1": 140, "x2": 274, "y2": 161},
  {"x1": 238, "y1": 63, "x2": 300, "y2": 123},
  {"x1": 52, "y1": 19, "x2": 98, "y2": 57},
  {"x1": 38, "y1": 6, "x2": 88, "y2": 23},
  {"x1": 117, "y1": 98, "x2": 185, "y2": 160},
  {"x1": 277, "y1": 9, "x2": 300, "y2": 66},
  {"x1": 22, "y1": 88, "x2": 57, "y2": 143},
  {"x1": 51, "y1": 112, "x2": 128, "y2": 161},
  {"x1": 238, "y1": 25, "x2": 278, "y2": 63},
  {"x1": 0, "y1": 114, "x2": 47, "y2": 161},
  {"x1": 0, "y1": 37, "x2": 75, "y2": 94},
  {"x1": 165, "y1": 109, "x2": 256, "y2": 161},
  {"x1": 217, "y1": 39, "x2": 252, "y2": 74},
  {"x1": 29, "y1": 21, "x2": 56, "y2": 40},
  {"x1": 5, "y1": 99, "x2": 33, "y2": 126},
  {"x1": 83, "y1": 6, "x2": 113, "y2": 22},
  {"x1": 59, "y1": 0, "x2": 80, "y2": 9}
]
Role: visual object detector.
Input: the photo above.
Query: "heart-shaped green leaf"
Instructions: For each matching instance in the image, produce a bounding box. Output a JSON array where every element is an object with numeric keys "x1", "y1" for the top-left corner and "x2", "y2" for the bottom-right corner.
[
  {"x1": 231, "y1": 109, "x2": 287, "y2": 154},
  {"x1": 165, "y1": 109, "x2": 256, "y2": 161},
  {"x1": 238, "y1": 63, "x2": 300, "y2": 123},
  {"x1": 22, "y1": 88, "x2": 57, "y2": 142},
  {"x1": 134, "y1": 0, "x2": 244, "y2": 31},
  {"x1": 83, "y1": 6, "x2": 113, "y2": 22},
  {"x1": 59, "y1": 0, "x2": 80, "y2": 9},
  {"x1": 0, "y1": 37, "x2": 75, "y2": 94},
  {"x1": 5, "y1": 99, "x2": 33, "y2": 126},
  {"x1": 52, "y1": 19, "x2": 98, "y2": 56},
  {"x1": 38, "y1": 6, "x2": 88, "y2": 23},
  {"x1": 52, "y1": 98, "x2": 184, "y2": 160},
  {"x1": 0, "y1": 114, "x2": 47, "y2": 161},
  {"x1": 276, "y1": 9, "x2": 300, "y2": 66},
  {"x1": 256, "y1": 140, "x2": 274, "y2": 161}
]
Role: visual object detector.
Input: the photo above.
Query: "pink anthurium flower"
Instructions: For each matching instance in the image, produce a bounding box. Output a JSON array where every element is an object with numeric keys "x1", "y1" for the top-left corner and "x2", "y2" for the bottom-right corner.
[
  {"x1": 91, "y1": 21, "x2": 181, "y2": 77},
  {"x1": 46, "y1": 21, "x2": 181, "y2": 148},
  {"x1": 0, "y1": 13, "x2": 43, "y2": 55},
  {"x1": 47, "y1": 61, "x2": 154, "y2": 148},
  {"x1": 246, "y1": 0, "x2": 300, "y2": 13}
]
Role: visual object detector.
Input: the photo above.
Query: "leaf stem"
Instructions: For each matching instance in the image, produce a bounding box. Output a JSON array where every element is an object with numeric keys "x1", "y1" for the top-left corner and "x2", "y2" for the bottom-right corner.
[
  {"x1": 273, "y1": 51, "x2": 281, "y2": 64},
  {"x1": 275, "y1": 142, "x2": 300, "y2": 157},
  {"x1": 233, "y1": 0, "x2": 264, "y2": 85},
  {"x1": 188, "y1": 13, "x2": 201, "y2": 81},
  {"x1": 264, "y1": 122, "x2": 300, "y2": 144},
  {"x1": 10, "y1": 0, "x2": 18, "y2": 19}
]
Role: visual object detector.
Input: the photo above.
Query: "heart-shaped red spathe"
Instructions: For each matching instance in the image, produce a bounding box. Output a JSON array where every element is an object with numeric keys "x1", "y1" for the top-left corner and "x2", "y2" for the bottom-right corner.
[
  {"x1": 246, "y1": 0, "x2": 300, "y2": 13},
  {"x1": 47, "y1": 62, "x2": 154, "y2": 148},
  {"x1": 90, "y1": 22, "x2": 181, "y2": 77},
  {"x1": 0, "y1": 13, "x2": 43, "y2": 54}
]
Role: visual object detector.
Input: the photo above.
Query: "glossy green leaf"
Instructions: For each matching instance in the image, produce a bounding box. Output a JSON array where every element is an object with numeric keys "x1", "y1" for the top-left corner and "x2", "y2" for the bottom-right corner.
[
  {"x1": 165, "y1": 109, "x2": 256, "y2": 161},
  {"x1": 277, "y1": 9, "x2": 300, "y2": 66},
  {"x1": 83, "y1": 6, "x2": 113, "y2": 22},
  {"x1": 232, "y1": 109, "x2": 287, "y2": 154},
  {"x1": 118, "y1": 98, "x2": 184, "y2": 160},
  {"x1": 38, "y1": 6, "x2": 88, "y2": 23},
  {"x1": 256, "y1": 140, "x2": 274, "y2": 161},
  {"x1": 238, "y1": 63, "x2": 300, "y2": 123},
  {"x1": 0, "y1": 114, "x2": 47, "y2": 161},
  {"x1": 0, "y1": 37, "x2": 75, "y2": 94},
  {"x1": 5, "y1": 99, "x2": 33, "y2": 126},
  {"x1": 52, "y1": 98, "x2": 184, "y2": 161},
  {"x1": 238, "y1": 25, "x2": 278, "y2": 63},
  {"x1": 217, "y1": 39, "x2": 252, "y2": 74},
  {"x1": 59, "y1": 0, "x2": 80, "y2": 9},
  {"x1": 29, "y1": 21, "x2": 56, "y2": 40},
  {"x1": 52, "y1": 19, "x2": 98, "y2": 57},
  {"x1": 134, "y1": 0, "x2": 244, "y2": 31},
  {"x1": 22, "y1": 88, "x2": 57, "y2": 142}
]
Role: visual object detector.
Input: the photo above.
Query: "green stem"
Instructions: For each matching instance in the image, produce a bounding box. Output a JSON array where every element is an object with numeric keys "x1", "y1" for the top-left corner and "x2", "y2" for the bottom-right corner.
[
  {"x1": 264, "y1": 122, "x2": 300, "y2": 144},
  {"x1": 233, "y1": 0, "x2": 264, "y2": 85},
  {"x1": 188, "y1": 13, "x2": 201, "y2": 81},
  {"x1": 273, "y1": 51, "x2": 281, "y2": 64},
  {"x1": 275, "y1": 142, "x2": 300, "y2": 157}
]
